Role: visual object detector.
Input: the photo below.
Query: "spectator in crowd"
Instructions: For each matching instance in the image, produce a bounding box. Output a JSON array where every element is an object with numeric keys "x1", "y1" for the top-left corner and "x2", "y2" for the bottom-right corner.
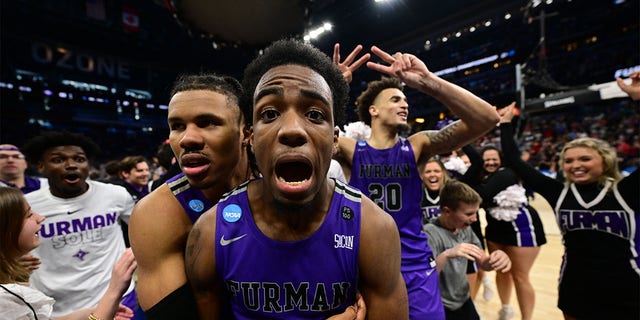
[
  {"x1": 419, "y1": 158, "x2": 448, "y2": 226},
  {"x1": 333, "y1": 43, "x2": 499, "y2": 319},
  {"x1": 21, "y1": 131, "x2": 138, "y2": 318},
  {"x1": 186, "y1": 38, "x2": 404, "y2": 319},
  {"x1": 460, "y1": 137, "x2": 546, "y2": 320},
  {"x1": 424, "y1": 180, "x2": 511, "y2": 320},
  {"x1": 0, "y1": 187, "x2": 137, "y2": 320},
  {"x1": 99, "y1": 159, "x2": 122, "y2": 184},
  {"x1": 150, "y1": 141, "x2": 180, "y2": 191},
  {"x1": 117, "y1": 155, "x2": 151, "y2": 247},
  {"x1": 499, "y1": 103, "x2": 639, "y2": 319},
  {"x1": 0, "y1": 144, "x2": 47, "y2": 194},
  {"x1": 118, "y1": 155, "x2": 151, "y2": 203},
  {"x1": 0, "y1": 144, "x2": 48, "y2": 273}
]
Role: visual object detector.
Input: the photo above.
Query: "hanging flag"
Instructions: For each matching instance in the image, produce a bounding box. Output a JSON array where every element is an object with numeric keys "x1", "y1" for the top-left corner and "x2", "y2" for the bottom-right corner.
[{"x1": 122, "y1": 6, "x2": 139, "y2": 32}]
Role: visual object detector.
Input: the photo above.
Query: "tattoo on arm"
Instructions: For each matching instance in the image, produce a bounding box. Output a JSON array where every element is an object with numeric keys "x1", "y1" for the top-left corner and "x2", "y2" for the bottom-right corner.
[
  {"x1": 423, "y1": 122, "x2": 464, "y2": 154},
  {"x1": 185, "y1": 227, "x2": 202, "y2": 278}
]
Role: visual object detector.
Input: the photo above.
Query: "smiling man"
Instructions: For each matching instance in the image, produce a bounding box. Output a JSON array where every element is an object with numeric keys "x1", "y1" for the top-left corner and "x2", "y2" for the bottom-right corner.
[
  {"x1": 21, "y1": 131, "x2": 137, "y2": 318},
  {"x1": 185, "y1": 39, "x2": 408, "y2": 319},
  {"x1": 334, "y1": 45, "x2": 500, "y2": 319}
]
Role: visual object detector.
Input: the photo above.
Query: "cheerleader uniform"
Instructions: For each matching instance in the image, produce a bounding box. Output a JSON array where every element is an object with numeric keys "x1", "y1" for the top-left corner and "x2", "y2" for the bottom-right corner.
[{"x1": 501, "y1": 122, "x2": 639, "y2": 319}]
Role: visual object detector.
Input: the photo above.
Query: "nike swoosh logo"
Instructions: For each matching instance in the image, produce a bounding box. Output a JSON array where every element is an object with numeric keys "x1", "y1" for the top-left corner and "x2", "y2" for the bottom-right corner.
[
  {"x1": 220, "y1": 234, "x2": 247, "y2": 246},
  {"x1": 67, "y1": 209, "x2": 82, "y2": 215},
  {"x1": 425, "y1": 268, "x2": 435, "y2": 277}
]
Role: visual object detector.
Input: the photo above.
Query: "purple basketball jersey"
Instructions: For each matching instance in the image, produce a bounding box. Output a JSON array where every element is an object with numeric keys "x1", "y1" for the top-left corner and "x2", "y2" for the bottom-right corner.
[
  {"x1": 349, "y1": 139, "x2": 432, "y2": 272},
  {"x1": 215, "y1": 179, "x2": 360, "y2": 319},
  {"x1": 167, "y1": 173, "x2": 214, "y2": 223}
]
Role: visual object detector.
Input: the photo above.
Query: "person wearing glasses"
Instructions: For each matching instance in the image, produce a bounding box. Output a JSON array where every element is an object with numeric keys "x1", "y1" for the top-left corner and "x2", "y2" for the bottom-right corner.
[{"x1": 0, "y1": 144, "x2": 48, "y2": 194}]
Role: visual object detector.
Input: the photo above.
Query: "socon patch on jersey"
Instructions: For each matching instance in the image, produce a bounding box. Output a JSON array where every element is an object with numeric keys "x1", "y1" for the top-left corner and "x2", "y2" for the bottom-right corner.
[
  {"x1": 222, "y1": 204, "x2": 242, "y2": 223},
  {"x1": 341, "y1": 206, "x2": 354, "y2": 220},
  {"x1": 189, "y1": 199, "x2": 205, "y2": 212}
]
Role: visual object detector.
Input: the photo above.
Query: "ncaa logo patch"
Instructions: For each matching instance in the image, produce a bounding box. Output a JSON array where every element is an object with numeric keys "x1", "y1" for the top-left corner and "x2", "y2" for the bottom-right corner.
[
  {"x1": 222, "y1": 204, "x2": 242, "y2": 223},
  {"x1": 189, "y1": 199, "x2": 205, "y2": 212},
  {"x1": 341, "y1": 206, "x2": 354, "y2": 220}
]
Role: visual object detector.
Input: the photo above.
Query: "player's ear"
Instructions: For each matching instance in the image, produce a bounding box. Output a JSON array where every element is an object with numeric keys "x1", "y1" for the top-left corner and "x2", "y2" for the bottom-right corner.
[
  {"x1": 369, "y1": 105, "x2": 378, "y2": 117},
  {"x1": 248, "y1": 126, "x2": 255, "y2": 153}
]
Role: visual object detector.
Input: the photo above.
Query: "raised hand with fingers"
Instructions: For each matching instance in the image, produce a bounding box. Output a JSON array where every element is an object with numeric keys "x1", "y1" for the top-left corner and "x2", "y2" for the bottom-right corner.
[
  {"x1": 366, "y1": 46, "x2": 431, "y2": 89},
  {"x1": 498, "y1": 102, "x2": 516, "y2": 123},
  {"x1": 333, "y1": 43, "x2": 371, "y2": 84},
  {"x1": 617, "y1": 70, "x2": 640, "y2": 101}
]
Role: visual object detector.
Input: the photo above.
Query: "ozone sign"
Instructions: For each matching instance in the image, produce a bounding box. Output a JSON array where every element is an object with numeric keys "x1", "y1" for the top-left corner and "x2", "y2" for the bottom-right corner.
[{"x1": 31, "y1": 42, "x2": 131, "y2": 80}]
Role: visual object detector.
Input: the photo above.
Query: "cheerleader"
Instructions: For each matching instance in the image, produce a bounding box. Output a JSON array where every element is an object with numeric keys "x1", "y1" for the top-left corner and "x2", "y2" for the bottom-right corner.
[
  {"x1": 499, "y1": 103, "x2": 639, "y2": 320},
  {"x1": 461, "y1": 140, "x2": 546, "y2": 320}
]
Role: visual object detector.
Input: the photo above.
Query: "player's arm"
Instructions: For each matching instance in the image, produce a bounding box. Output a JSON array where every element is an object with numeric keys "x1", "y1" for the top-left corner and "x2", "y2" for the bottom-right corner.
[
  {"x1": 410, "y1": 75, "x2": 499, "y2": 158},
  {"x1": 358, "y1": 196, "x2": 409, "y2": 319},
  {"x1": 185, "y1": 205, "x2": 222, "y2": 320},
  {"x1": 365, "y1": 45, "x2": 499, "y2": 158},
  {"x1": 128, "y1": 186, "x2": 194, "y2": 312}
]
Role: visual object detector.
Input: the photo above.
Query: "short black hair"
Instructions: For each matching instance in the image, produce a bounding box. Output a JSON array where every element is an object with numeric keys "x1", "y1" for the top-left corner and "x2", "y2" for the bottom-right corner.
[
  {"x1": 104, "y1": 160, "x2": 121, "y2": 176},
  {"x1": 170, "y1": 73, "x2": 244, "y2": 124},
  {"x1": 155, "y1": 142, "x2": 174, "y2": 171},
  {"x1": 22, "y1": 131, "x2": 101, "y2": 163},
  {"x1": 241, "y1": 39, "x2": 349, "y2": 126},
  {"x1": 356, "y1": 77, "x2": 404, "y2": 126}
]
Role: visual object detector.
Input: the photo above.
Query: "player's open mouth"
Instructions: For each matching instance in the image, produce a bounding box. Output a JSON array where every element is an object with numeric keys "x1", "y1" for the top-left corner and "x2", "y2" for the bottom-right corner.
[
  {"x1": 275, "y1": 160, "x2": 312, "y2": 185},
  {"x1": 63, "y1": 173, "x2": 81, "y2": 184}
]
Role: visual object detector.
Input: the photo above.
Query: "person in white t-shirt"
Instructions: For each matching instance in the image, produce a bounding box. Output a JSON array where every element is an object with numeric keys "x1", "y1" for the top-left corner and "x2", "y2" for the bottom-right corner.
[
  {"x1": 0, "y1": 187, "x2": 136, "y2": 320},
  {"x1": 22, "y1": 131, "x2": 138, "y2": 318}
]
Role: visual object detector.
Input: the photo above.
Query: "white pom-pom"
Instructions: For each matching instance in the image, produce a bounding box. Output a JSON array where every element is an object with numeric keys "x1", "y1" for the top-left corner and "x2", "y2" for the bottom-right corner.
[
  {"x1": 444, "y1": 157, "x2": 468, "y2": 175},
  {"x1": 343, "y1": 121, "x2": 371, "y2": 141},
  {"x1": 489, "y1": 184, "x2": 528, "y2": 221}
]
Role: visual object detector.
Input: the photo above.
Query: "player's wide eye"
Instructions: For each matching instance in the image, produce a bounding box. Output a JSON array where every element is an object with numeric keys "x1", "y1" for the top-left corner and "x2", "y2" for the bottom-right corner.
[
  {"x1": 307, "y1": 110, "x2": 325, "y2": 122},
  {"x1": 260, "y1": 109, "x2": 279, "y2": 121}
]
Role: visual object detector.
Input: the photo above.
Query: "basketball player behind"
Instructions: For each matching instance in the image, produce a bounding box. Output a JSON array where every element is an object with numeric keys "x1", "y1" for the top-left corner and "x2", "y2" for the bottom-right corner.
[{"x1": 333, "y1": 44, "x2": 500, "y2": 319}]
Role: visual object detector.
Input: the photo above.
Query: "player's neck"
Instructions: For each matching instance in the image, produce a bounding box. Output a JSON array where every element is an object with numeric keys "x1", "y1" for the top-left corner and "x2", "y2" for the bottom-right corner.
[
  {"x1": 250, "y1": 180, "x2": 332, "y2": 241},
  {"x1": 367, "y1": 126, "x2": 399, "y2": 149}
]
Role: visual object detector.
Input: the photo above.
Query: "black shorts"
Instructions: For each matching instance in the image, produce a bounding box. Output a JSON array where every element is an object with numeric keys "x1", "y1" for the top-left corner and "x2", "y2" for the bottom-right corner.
[{"x1": 485, "y1": 205, "x2": 546, "y2": 247}]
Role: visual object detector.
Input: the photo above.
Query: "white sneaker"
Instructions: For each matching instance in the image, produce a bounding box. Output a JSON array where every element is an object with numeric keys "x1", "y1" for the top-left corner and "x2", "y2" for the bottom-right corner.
[
  {"x1": 498, "y1": 305, "x2": 514, "y2": 320},
  {"x1": 482, "y1": 276, "x2": 494, "y2": 301}
]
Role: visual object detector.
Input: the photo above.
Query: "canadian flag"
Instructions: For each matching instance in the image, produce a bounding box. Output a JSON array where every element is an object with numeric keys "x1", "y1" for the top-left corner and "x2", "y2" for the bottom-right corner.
[{"x1": 122, "y1": 6, "x2": 139, "y2": 32}]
